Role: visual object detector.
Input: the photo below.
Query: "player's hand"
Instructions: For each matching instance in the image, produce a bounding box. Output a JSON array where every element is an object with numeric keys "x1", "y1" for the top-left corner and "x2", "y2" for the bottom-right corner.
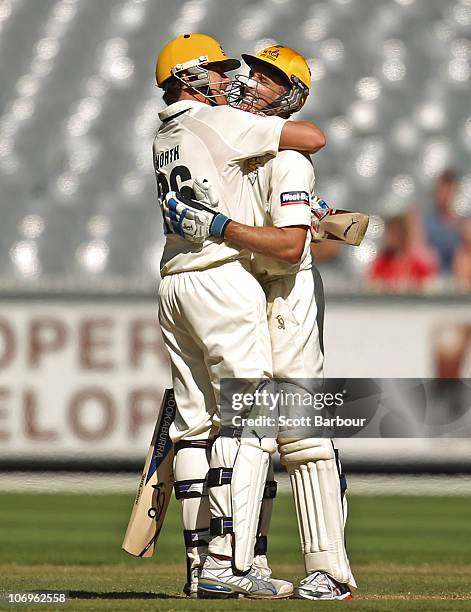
[
  {"x1": 193, "y1": 177, "x2": 219, "y2": 208},
  {"x1": 310, "y1": 195, "x2": 330, "y2": 242},
  {"x1": 162, "y1": 191, "x2": 231, "y2": 243},
  {"x1": 310, "y1": 198, "x2": 370, "y2": 246}
]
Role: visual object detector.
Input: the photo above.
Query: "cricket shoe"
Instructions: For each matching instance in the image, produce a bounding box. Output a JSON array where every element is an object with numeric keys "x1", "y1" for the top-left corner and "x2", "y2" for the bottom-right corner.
[
  {"x1": 295, "y1": 571, "x2": 353, "y2": 600},
  {"x1": 182, "y1": 568, "x2": 199, "y2": 598},
  {"x1": 198, "y1": 554, "x2": 293, "y2": 599},
  {"x1": 252, "y1": 554, "x2": 294, "y2": 597}
]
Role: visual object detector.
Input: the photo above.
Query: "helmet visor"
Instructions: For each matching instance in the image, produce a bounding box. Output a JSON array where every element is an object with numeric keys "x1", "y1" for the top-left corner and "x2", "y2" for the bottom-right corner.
[{"x1": 209, "y1": 58, "x2": 241, "y2": 73}]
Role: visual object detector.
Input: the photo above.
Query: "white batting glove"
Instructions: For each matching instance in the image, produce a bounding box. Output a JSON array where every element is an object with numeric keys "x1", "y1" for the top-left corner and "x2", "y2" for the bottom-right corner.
[
  {"x1": 163, "y1": 191, "x2": 231, "y2": 243},
  {"x1": 193, "y1": 176, "x2": 219, "y2": 208}
]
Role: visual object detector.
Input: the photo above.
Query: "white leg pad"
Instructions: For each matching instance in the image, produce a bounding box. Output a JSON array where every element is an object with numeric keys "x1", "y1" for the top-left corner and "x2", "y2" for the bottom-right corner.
[
  {"x1": 207, "y1": 436, "x2": 275, "y2": 573},
  {"x1": 174, "y1": 443, "x2": 211, "y2": 575},
  {"x1": 207, "y1": 437, "x2": 238, "y2": 559},
  {"x1": 232, "y1": 442, "x2": 270, "y2": 573},
  {"x1": 280, "y1": 438, "x2": 356, "y2": 589}
]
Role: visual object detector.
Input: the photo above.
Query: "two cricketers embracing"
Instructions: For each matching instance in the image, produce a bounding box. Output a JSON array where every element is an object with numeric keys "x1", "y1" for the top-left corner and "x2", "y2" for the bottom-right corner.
[{"x1": 125, "y1": 32, "x2": 361, "y2": 600}]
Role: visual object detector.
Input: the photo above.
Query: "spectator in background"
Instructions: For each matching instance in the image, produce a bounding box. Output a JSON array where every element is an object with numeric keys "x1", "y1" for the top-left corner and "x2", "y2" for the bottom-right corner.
[
  {"x1": 453, "y1": 217, "x2": 471, "y2": 291},
  {"x1": 368, "y1": 209, "x2": 439, "y2": 292},
  {"x1": 424, "y1": 170, "x2": 461, "y2": 273}
]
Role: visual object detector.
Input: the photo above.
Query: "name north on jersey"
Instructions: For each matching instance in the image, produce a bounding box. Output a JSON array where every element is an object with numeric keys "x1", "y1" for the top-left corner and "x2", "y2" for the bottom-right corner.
[{"x1": 155, "y1": 145, "x2": 180, "y2": 171}]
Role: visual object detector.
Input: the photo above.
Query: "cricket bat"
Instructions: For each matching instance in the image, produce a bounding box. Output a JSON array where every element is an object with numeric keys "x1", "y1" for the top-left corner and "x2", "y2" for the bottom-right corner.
[
  {"x1": 312, "y1": 205, "x2": 369, "y2": 246},
  {"x1": 122, "y1": 388, "x2": 176, "y2": 557}
]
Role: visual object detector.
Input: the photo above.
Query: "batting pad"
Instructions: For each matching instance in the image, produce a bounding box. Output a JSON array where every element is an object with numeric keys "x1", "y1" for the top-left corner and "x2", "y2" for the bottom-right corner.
[
  {"x1": 232, "y1": 443, "x2": 270, "y2": 573},
  {"x1": 207, "y1": 437, "x2": 272, "y2": 573},
  {"x1": 287, "y1": 457, "x2": 356, "y2": 589},
  {"x1": 174, "y1": 443, "x2": 211, "y2": 573}
]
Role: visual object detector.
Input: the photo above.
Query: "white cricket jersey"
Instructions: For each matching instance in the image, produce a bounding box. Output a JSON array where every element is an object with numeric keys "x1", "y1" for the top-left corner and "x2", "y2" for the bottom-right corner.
[
  {"x1": 247, "y1": 149, "x2": 314, "y2": 280},
  {"x1": 154, "y1": 100, "x2": 286, "y2": 276}
]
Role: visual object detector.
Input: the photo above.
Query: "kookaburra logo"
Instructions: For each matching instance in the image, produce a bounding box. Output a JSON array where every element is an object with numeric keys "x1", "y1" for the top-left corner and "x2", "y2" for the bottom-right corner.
[
  {"x1": 148, "y1": 482, "x2": 165, "y2": 521},
  {"x1": 275, "y1": 315, "x2": 285, "y2": 330}
]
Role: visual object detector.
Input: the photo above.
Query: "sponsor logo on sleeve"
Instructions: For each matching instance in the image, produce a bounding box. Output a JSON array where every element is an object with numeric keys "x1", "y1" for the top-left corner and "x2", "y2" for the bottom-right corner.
[{"x1": 280, "y1": 191, "x2": 310, "y2": 206}]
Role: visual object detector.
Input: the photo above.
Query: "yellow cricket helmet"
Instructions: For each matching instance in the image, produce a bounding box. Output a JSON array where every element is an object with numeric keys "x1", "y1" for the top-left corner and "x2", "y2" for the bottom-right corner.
[
  {"x1": 240, "y1": 45, "x2": 311, "y2": 114},
  {"x1": 156, "y1": 33, "x2": 240, "y2": 87}
]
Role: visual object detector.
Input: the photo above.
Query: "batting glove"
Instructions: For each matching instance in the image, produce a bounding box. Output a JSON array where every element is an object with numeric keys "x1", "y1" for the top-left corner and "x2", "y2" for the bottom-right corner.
[
  {"x1": 193, "y1": 176, "x2": 219, "y2": 207},
  {"x1": 163, "y1": 191, "x2": 231, "y2": 243},
  {"x1": 310, "y1": 195, "x2": 330, "y2": 243}
]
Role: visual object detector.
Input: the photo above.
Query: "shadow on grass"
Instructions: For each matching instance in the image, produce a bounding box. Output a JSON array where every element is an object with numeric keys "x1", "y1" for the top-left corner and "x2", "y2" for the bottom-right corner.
[{"x1": 69, "y1": 591, "x2": 179, "y2": 600}]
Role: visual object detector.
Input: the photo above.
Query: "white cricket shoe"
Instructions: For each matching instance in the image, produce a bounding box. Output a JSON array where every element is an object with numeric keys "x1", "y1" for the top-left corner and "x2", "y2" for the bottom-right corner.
[
  {"x1": 198, "y1": 554, "x2": 293, "y2": 599},
  {"x1": 252, "y1": 554, "x2": 294, "y2": 597},
  {"x1": 295, "y1": 571, "x2": 353, "y2": 600}
]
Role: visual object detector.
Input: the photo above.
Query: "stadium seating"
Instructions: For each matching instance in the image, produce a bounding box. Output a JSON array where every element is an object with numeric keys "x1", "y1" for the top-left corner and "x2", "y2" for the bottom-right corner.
[{"x1": 0, "y1": 0, "x2": 470, "y2": 291}]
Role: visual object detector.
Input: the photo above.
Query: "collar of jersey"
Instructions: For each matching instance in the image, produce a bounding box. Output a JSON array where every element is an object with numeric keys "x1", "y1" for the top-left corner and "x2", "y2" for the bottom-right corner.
[{"x1": 158, "y1": 100, "x2": 208, "y2": 121}]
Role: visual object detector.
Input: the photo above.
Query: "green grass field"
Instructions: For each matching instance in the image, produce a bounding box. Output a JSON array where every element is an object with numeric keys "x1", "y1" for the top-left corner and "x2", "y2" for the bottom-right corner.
[{"x1": 0, "y1": 491, "x2": 470, "y2": 611}]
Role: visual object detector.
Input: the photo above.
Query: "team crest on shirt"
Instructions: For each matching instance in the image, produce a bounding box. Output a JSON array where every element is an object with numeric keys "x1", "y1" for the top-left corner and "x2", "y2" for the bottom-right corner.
[{"x1": 246, "y1": 157, "x2": 262, "y2": 185}]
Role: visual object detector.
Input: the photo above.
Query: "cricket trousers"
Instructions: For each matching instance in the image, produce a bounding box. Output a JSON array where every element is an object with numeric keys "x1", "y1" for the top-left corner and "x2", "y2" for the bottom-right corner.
[
  {"x1": 158, "y1": 260, "x2": 273, "y2": 443},
  {"x1": 261, "y1": 268, "x2": 324, "y2": 380}
]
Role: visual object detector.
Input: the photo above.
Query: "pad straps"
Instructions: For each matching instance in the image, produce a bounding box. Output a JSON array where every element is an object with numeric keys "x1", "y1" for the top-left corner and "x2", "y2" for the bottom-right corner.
[
  {"x1": 174, "y1": 478, "x2": 207, "y2": 499},
  {"x1": 207, "y1": 473, "x2": 277, "y2": 537},
  {"x1": 183, "y1": 527, "x2": 211, "y2": 547},
  {"x1": 173, "y1": 439, "x2": 212, "y2": 499},
  {"x1": 174, "y1": 439, "x2": 213, "y2": 452}
]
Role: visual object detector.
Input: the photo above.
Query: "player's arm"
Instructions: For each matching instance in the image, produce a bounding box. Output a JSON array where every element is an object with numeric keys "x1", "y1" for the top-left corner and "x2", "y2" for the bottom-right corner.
[
  {"x1": 279, "y1": 120, "x2": 325, "y2": 154},
  {"x1": 162, "y1": 152, "x2": 311, "y2": 264},
  {"x1": 223, "y1": 223, "x2": 307, "y2": 264},
  {"x1": 222, "y1": 150, "x2": 314, "y2": 263},
  {"x1": 162, "y1": 189, "x2": 308, "y2": 263},
  {"x1": 222, "y1": 150, "x2": 314, "y2": 264},
  {"x1": 206, "y1": 106, "x2": 325, "y2": 162}
]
